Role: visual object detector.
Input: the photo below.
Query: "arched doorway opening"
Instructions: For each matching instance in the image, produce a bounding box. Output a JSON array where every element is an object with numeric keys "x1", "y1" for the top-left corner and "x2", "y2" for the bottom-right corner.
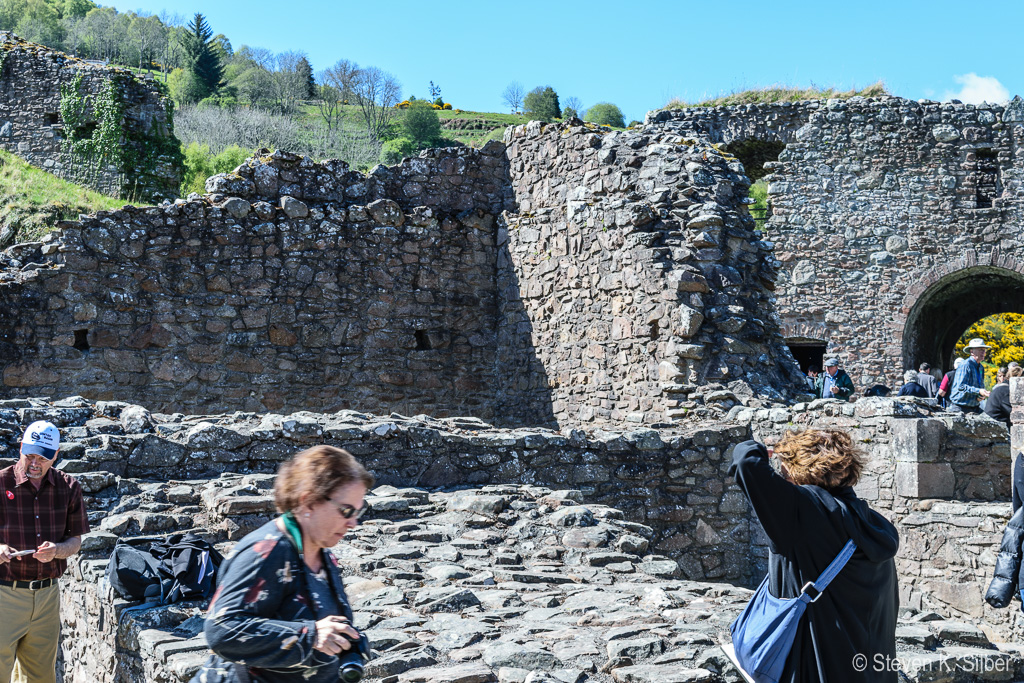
[{"x1": 902, "y1": 265, "x2": 1024, "y2": 374}]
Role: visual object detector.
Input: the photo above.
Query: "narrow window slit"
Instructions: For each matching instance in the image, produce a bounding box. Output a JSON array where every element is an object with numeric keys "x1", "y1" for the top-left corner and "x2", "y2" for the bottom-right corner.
[{"x1": 73, "y1": 329, "x2": 89, "y2": 352}]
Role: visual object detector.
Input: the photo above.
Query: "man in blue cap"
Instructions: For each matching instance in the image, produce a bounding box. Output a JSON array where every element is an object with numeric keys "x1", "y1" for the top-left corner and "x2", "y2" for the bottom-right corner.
[{"x1": 0, "y1": 421, "x2": 89, "y2": 682}]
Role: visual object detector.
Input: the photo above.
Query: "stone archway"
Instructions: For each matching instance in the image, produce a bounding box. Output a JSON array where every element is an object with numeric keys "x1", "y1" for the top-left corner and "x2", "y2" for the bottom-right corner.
[{"x1": 902, "y1": 261, "x2": 1024, "y2": 372}]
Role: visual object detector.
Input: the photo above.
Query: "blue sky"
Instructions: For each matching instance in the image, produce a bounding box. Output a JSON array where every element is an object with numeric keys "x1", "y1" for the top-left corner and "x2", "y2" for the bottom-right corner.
[{"x1": 105, "y1": 0, "x2": 1021, "y2": 123}]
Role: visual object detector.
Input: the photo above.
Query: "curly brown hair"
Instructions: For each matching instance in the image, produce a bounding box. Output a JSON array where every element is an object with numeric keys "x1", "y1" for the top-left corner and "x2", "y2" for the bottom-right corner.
[
  {"x1": 274, "y1": 445, "x2": 375, "y2": 513},
  {"x1": 774, "y1": 429, "x2": 864, "y2": 490}
]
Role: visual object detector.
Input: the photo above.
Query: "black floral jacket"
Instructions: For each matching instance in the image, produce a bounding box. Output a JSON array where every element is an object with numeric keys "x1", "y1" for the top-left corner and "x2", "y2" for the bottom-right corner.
[{"x1": 191, "y1": 518, "x2": 355, "y2": 683}]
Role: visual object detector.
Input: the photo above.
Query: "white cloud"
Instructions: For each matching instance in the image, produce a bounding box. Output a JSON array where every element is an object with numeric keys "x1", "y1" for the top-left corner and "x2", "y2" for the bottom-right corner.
[{"x1": 943, "y1": 73, "x2": 1009, "y2": 104}]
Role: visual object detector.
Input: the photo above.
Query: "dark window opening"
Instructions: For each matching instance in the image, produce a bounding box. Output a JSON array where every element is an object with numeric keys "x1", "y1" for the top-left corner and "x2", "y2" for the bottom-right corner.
[
  {"x1": 73, "y1": 122, "x2": 97, "y2": 139},
  {"x1": 786, "y1": 342, "x2": 826, "y2": 374},
  {"x1": 414, "y1": 330, "x2": 432, "y2": 350},
  {"x1": 73, "y1": 329, "x2": 90, "y2": 352},
  {"x1": 722, "y1": 139, "x2": 786, "y2": 183},
  {"x1": 44, "y1": 113, "x2": 59, "y2": 126},
  {"x1": 976, "y1": 148, "x2": 999, "y2": 209},
  {"x1": 723, "y1": 139, "x2": 786, "y2": 232}
]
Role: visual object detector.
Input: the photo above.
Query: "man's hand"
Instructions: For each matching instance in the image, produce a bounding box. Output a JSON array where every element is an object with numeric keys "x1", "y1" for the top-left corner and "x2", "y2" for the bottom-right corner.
[
  {"x1": 981, "y1": 389, "x2": 991, "y2": 399},
  {"x1": 830, "y1": 385, "x2": 840, "y2": 395},
  {"x1": 0, "y1": 544, "x2": 12, "y2": 564},
  {"x1": 33, "y1": 541, "x2": 57, "y2": 564}
]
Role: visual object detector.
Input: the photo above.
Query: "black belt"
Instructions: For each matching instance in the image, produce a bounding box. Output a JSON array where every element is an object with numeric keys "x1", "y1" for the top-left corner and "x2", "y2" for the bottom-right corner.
[{"x1": 0, "y1": 578, "x2": 56, "y2": 590}]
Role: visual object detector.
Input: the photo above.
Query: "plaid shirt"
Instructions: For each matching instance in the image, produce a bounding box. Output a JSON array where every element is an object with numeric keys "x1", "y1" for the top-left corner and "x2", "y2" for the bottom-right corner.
[{"x1": 0, "y1": 461, "x2": 90, "y2": 581}]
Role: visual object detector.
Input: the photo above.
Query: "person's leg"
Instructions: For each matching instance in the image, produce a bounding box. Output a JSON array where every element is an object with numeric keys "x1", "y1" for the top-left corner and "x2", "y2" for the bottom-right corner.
[
  {"x1": 13, "y1": 584, "x2": 59, "y2": 683},
  {"x1": 0, "y1": 586, "x2": 32, "y2": 683}
]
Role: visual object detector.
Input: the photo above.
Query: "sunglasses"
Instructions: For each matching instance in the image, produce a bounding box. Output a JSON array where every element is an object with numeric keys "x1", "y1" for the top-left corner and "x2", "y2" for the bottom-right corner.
[{"x1": 327, "y1": 500, "x2": 370, "y2": 520}]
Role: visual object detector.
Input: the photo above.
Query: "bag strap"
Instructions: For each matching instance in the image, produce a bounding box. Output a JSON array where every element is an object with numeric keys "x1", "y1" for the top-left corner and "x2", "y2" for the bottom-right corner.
[{"x1": 799, "y1": 540, "x2": 856, "y2": 603}]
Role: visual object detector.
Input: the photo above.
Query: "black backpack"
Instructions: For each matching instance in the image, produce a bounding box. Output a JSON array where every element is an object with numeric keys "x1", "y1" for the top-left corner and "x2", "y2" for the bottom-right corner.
[{"x1": 105, "y1": 532, "x2": 224, "y2": 607}]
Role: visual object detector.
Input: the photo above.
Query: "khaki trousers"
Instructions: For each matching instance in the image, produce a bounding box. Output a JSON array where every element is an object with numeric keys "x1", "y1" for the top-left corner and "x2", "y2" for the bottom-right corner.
[{"x1": 0, "y1": 583, "x2": 59, "y2": 683}]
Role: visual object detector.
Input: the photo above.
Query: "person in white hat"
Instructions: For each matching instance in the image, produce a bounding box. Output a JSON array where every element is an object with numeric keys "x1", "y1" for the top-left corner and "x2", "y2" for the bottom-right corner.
[
  {"x1": 950, "y1": 338, "x2": 992, "y2": 413},
  {"x1": 0, "y1": 421, "x2": 90, "y2": 683}
]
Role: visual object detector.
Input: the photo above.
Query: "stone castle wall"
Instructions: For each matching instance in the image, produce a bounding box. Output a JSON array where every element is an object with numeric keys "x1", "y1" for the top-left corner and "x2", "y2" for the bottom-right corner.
[
  {"x1": 0, "y1": 32, "x2": 180, "y2": 201},
  {"x1": 497, "y1": 120, "x2": 799, "y2": 426},
  {"x1": 0, "y1": 397, "x2": 753, "y2": 583},
  {"x1": 0, "y1": 121, "x2": 801, "y2": 428},
  {"x1": 0, "y1": 147, "x2": 514, "y2": 418},
  {"x1": 659, "y1": 96, "x2": 1024, "y2": 390}
]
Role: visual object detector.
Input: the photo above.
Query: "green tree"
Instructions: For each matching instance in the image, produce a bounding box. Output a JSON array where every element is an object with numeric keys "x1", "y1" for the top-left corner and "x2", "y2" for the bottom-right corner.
[
  {"x1": 584, "y1": 102, "x2": 625, "y2": 128},
  {"x1": 60, "y1": 0, "x2": 94, "y2": 19},
  {"x1": 402, "y1": 100, "x2": 441, "y2": 149},
  {"x1": 14, "y1": 0, "x2": 61, "y2": 46},
  {"x1": 523, "y1": 86, "x2": 560, "y2": 122},
  {"x1": 180, "y1": 12, "x2": 222, "y2": 97},
  {"x1": 167, "y1": 66, "x2": 206, "y2": 105},
  {"x1": 380, "y1": 136, "x2": 415, "y2": 165},
  {"x1": 296, "y1": 55, "x2": 315, "y2": 99},
  {"x1": 180, "y1": 141, "x2": 251, "y2": 196}
]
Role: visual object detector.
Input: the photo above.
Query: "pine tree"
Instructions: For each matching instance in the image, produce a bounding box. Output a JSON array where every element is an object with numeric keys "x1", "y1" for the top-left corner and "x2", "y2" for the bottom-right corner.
[
  {"x1": 297, "y1": 56, "x2": 315, "y2": 99},
  {"x1": 180, "y1": 13, "x2": 223, "y2": 97}
]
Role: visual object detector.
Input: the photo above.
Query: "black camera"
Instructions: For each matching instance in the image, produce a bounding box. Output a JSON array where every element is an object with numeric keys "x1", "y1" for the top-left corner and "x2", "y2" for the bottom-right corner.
[{"x1": 338, "y1": 633, "x2": 372, "y2": 683}]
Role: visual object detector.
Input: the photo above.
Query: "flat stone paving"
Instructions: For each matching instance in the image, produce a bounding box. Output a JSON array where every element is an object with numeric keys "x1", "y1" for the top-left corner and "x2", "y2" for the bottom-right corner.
[{"x1": 68, "y1": 478, "x2": 1024, "y2": 683}]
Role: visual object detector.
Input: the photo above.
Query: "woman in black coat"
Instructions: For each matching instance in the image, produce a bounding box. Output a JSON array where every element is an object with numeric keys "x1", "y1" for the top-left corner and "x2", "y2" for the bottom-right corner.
[{"x1": 729, "y1": 430, "x2": 900, "y2": 683}]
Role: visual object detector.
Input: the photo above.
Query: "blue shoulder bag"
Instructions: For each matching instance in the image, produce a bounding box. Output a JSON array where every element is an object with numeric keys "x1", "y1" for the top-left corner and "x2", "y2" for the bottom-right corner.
[{"x1": 728, "y1": 540, "x2": 857, "y2": 683}]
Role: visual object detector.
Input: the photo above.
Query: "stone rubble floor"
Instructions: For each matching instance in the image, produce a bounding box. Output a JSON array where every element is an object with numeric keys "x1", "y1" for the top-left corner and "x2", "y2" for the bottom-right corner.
[{"x1": 75, "y1": 476, "x2": 1024, "y2": 683}]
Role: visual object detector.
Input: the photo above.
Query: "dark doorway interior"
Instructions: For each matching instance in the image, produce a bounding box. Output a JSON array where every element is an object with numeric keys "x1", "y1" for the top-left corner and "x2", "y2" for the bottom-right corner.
[{"x1": 787, "y1": 342, "x2": 826, "y2": 373}]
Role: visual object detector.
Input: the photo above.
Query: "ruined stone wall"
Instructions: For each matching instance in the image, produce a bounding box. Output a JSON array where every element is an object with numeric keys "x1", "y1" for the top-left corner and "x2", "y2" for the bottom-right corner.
[
  {"x1": 658, "y1": 96, "x2": 1024, "y2": 390},
  {"x1": 0, "y1": 147, "x2": 511, "y2": 418},
  {"x1": 0, "y1": 397, "x2": 753, "y2": 583},
  {"x1": 647, "y1": 101, "x2": 816, "y2": 146},
  {"x1": 0, "y1": 32, "x2": 180, "y2": 201},
  {"x1": 0, "y1": 121, "x2": 799, "y2": 427},
  {"x1": 497, "y1": 120, "x2": 800, "y2": 426}
]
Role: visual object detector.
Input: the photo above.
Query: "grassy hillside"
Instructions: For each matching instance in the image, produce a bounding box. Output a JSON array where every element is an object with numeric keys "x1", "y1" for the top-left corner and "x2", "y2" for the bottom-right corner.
[
  {"x1": 0, "y1": 149, "x2": 128, "y2": 248},
  {"x1": 665, "y1": 82, "x2": 888, "y2": 109}
]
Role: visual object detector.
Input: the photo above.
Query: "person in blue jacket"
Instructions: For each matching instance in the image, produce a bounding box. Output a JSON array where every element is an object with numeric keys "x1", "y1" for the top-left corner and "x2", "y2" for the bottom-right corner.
[{"x1": 729, "y1": 430, "x2": 900, "y2": 682}]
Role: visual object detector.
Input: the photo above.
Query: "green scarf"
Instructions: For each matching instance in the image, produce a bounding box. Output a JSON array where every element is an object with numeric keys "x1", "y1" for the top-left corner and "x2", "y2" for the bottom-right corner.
[{"x1": 282, "y1": 511, "x2": 304, "y2": 555}]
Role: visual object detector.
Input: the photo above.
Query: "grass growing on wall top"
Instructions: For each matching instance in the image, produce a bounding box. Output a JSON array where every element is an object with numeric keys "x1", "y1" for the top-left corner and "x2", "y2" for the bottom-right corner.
[
  {"x1": 0, "y1": 148, "x2": 128, "y2": 247},
  {"x1": 664, "y1": 82, "x2": 889, "y2": 109}
]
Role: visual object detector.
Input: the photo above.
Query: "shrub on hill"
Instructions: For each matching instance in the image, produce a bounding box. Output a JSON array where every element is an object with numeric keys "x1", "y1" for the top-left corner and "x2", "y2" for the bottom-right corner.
[
  {"x1": 180, "y1": 143, "x2": 252, "y2": 196},
  {"x1": 584, "y1": 103, "x2": 625, "y2": 128},
  {"x1": 402, "y1": 101, "x2": 442, "y2": 149},
  {"x1": 380, "y1": 137, "x2": 416, "y2": 165},
  {"x1": 524, "y1": 86, "x2": 560, "y2": 122}
]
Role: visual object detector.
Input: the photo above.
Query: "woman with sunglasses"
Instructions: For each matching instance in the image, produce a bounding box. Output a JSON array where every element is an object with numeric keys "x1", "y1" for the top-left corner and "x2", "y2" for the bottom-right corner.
[{"x1": 192, "y1": 446, "x2": 374, "y2": 683}]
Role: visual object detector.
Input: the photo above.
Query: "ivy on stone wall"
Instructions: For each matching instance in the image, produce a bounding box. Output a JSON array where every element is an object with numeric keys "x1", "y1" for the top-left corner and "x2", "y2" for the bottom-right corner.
[
  {"x1": 59, "y1": 71, "x2": 126, "y2": 185},
  {"x1": 58, "y1": 70, "x2": 182, "y2": 200}
]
